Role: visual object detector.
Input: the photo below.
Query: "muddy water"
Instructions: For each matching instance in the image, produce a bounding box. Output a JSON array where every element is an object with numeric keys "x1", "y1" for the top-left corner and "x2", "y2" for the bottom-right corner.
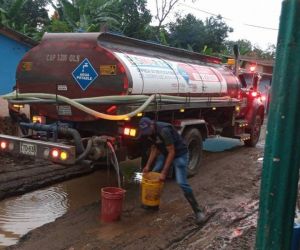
[{"x1": 0, "y1": 158, "x2": 141, "y2": 247}]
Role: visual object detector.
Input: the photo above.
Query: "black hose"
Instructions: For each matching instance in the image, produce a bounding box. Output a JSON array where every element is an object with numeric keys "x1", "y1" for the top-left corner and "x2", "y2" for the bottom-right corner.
[
  {"x1": 75, "y1": 139, "x2": 93, "y2": 163},
  {"x1": 20, "y1": 122, "x2": 84, "y2": 154},
  {"x1": 57, "y1": 126, "x2": 84, "y2": 154}
]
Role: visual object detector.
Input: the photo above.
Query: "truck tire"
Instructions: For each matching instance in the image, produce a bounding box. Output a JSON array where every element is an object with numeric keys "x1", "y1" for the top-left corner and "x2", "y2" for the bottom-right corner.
[
  {"x1": 245, "y1": 115, "x2": 262, "y2": 147},
  {"x1": 183, "y1": 128, "x2": 203, "y2": 177}
]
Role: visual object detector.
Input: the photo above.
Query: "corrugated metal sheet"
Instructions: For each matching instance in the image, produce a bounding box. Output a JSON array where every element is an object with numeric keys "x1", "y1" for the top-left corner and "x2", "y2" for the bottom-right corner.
[{"x1": 0, "y1": 25, "x2": 38, "y2": 47}]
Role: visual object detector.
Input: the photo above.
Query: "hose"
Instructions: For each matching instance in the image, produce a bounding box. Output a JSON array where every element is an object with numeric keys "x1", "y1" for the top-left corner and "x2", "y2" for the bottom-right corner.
[
  {"x1": 19, "y1": 123, "x2": 94, "y2": 162},
  {"x1": 2, "y1": 91, "x2": 240, "y2": 121},
  {"x1": 8, "y1": 98, "x2": 148, "y2": 105},
  {"x1": 58, "y1": 127, "x2": 85, "y2": 154},
  {"x1": 3, "y1": 92, "x2": 155, "y2": 121},
  {"x1": 4, "y1": 92, "x2": 237, "y2": 104},
  {"x1": 19, "y1": 122, "x2": 85, "y2": 154},
  {"x1": 75, "y1": 139, "x2": 93, "y2": 163}
]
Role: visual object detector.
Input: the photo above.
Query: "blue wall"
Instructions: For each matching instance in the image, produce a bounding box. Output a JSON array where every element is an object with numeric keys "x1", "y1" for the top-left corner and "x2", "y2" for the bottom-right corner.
[{"x1": 0, "y1": 34, "x2": 31, "y2": 95}]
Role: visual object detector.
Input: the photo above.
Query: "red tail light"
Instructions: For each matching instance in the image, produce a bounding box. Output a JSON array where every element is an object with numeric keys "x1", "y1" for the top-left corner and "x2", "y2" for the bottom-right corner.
[
  {"x1": 49, "y1": 148, "x2": 69, "y2": 161},
  {"x1": 0, "y1": 141, "x2": 7, "y2": 150},
  {"x1": 251, "y1": 92, "x2": 258, "y2": 97},
  {"x1": 261, "y1": 95, "x2": 266, "y2": 101},
  {"x1": 51, "y1": 149, "x2": 59, "y2": 158}
]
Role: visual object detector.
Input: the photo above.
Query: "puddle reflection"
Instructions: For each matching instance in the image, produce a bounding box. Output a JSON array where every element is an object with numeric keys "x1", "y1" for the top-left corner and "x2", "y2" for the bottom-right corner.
[{"x1": 0, "y1": 170, "x2": 117, "y2": 247}]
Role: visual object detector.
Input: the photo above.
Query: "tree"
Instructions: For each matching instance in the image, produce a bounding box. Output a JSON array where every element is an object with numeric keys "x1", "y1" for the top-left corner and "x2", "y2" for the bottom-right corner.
[
  {"x1": 47, "y1": 18, "x2": 72, "y2": 32},
  {"x1": 20, "y1": 0, "x2": 50, "y2": 39},
  {"x1": 0, "y1": 0, "x2": 28, "y2": 29},
  {"x1": 168, "y1": 14, "x2": 204, "y2": 50},
  {"x1": 264, "y1": 44, "x2": 276, "y2": 60},
  {"x1": 21, "y1": 0, "x2": 49, "y2": 30},
  {"x1": 223, "y1": 39, "x2": 276, "y2": 60},
  {"x1": 48, "y1": 0, "x2": 119, "y2": 32},
  {"x1": 251, "y1": 44, "x2": 276, "y2": 60},
  {"x1": 223, "y1": 39, "x2": 253, "y2": 56},
  {"x1": 168, "y1": 14, "x2": 233, "y2": 53},
  {"x1": 0, "y1": 0, "x2": 50, "y2": 40},
  {"x1": 203, "y1": 15, "x2": 233, "y2": 52},
  {"x1": 153, "y1": 0, "x2": 196, "y2": 43},
  {"x1": 110, "y1": 0, "x2": 152, "y2": 40},
  {"x1": 155, "y1": 0, "x2": 180, "y2": 33}
]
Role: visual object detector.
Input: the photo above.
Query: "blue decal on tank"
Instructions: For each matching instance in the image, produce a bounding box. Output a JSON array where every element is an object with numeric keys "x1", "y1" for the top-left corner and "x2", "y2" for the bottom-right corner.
[{"x1": 72, "y1": 58, "x2": 98, "y2": 91}]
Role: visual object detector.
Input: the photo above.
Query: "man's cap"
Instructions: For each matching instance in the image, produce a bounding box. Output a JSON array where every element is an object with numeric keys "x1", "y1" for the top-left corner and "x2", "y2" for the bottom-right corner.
[{"x1": 138, "y1": 117, "x2": 153, "y2": 137}]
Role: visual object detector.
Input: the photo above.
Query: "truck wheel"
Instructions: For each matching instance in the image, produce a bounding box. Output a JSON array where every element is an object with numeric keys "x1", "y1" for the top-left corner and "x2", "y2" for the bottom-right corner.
[
  {"x1": 245, "y1": 115, "x2": 262, "y2": 147},
  {"x1": 183, "y1": 128, "x2": 203, "y2": 177}
]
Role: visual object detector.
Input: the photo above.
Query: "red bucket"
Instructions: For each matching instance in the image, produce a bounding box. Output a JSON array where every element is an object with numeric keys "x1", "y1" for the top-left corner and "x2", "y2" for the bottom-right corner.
[{"x1": 101, "y1": 187, "x2": 126, "y2": 223}]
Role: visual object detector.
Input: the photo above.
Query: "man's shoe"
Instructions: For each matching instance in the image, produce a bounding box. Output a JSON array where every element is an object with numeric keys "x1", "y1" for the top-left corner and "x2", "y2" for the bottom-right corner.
[
  {"x1": 184, "y1": 192, "x2": 208, "y2": 225},
  {"x1": 195, "y1": 211, "x2": 208, "y2": 225}
]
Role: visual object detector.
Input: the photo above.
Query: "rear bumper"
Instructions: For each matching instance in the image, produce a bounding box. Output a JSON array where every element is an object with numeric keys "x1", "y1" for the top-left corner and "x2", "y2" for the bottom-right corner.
[{"x1": 0, "y1": 134, "x2": 76, "y2": 165}]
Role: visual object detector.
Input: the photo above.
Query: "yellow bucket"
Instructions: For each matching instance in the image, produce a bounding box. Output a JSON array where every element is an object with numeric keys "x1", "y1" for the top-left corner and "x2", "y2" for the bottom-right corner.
[{"x1": 141, "y1": 172, "x2": 164, "y2": 207}]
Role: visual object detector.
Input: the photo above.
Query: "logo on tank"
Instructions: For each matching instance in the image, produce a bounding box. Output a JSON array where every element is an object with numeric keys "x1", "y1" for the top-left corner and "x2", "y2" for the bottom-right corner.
[{"x1": 72, "y1": 58, "x2": 98, "y2": 91}]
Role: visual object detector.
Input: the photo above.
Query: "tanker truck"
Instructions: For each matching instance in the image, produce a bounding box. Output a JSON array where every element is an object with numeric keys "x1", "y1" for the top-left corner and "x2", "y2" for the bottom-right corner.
[{"x1": 0, "y1": 32, "x2": 264, "y2": 176}]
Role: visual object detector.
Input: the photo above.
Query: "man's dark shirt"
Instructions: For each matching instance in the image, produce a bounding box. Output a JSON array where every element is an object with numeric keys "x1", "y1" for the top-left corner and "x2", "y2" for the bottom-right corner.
[{"x1": 148, "y1": 121, "x2": 188, "y2": 158}]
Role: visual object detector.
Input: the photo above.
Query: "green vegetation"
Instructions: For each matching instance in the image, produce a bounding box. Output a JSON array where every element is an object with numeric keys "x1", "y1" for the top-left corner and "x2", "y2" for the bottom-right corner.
[
  {"x1": 0, "y1": 0, "x2": 49, "y2": 40},
  {"x1": 168, "y1": 14, "x2": 233, "y2": 54},
  {"x1": 0, "y1": 0, "x2": 275, "y2": 60},
  {"x1": 48, "y1": 0, "x2": 119, "y2": 32}
]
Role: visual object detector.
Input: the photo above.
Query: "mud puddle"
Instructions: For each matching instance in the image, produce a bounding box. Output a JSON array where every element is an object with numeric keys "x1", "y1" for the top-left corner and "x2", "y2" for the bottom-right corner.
[
  {"x1": 0, "y1": 171, "x2": 113, "y2": 247},
  {"x1": 186, "y1": 200, "x2": 259, "y2": 250},
  {"x1": 0, "y1": 158, "x2": 141, "y2": 248}
]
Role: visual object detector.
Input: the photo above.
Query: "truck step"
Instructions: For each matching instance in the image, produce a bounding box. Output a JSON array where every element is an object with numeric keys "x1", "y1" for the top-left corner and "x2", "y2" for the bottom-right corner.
[{"x1": 234, "y1": 133, "x2": 251, "y2": 141}]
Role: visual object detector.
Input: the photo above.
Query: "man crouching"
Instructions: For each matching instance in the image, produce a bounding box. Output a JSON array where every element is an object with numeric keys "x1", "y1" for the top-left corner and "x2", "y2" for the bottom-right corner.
[{"x1": 138, "y1": 117, "x2": 207, "y2": 225}]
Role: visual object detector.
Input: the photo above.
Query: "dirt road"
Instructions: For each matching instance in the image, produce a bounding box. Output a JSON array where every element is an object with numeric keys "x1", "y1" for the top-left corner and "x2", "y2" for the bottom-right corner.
[
  {"x1": 4, "y1": 123, "x2": 265, "y2": 250},
  {"x1": 0, "y1": 155, "x2": 94, "y2": 200}
]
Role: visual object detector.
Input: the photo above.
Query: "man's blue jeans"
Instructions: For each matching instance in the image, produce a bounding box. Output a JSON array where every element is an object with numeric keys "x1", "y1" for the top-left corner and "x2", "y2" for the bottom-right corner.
[{"x1": 152, "y1": 153, "x2": 192, "y2": 194}]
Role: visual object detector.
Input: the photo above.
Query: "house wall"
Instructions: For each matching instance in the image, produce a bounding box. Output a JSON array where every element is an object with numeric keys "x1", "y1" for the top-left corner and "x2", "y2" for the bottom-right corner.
[{"x1": 0, "y1": 34, "x2": 31, "y2": 95}]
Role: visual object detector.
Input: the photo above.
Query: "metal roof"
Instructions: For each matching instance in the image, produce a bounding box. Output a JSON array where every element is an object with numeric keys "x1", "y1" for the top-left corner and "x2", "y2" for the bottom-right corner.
[
  {"x1": 239, "y1": 55, "x2": 274, "y2": 67},
  {"x1": 0, "y1": 25, "x2": 38, "y2": 47}
]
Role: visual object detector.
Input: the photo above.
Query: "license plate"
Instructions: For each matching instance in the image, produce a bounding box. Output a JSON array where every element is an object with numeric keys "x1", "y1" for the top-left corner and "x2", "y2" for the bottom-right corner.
[{"x1": 20, "y1": 143, "x2": 37, "y2": 156}]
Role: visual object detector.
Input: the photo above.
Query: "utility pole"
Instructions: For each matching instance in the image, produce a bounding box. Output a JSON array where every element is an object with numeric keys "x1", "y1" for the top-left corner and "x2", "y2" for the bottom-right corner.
[{"x1": 256, "y1": 0, "x2": 300, "y2": 249}]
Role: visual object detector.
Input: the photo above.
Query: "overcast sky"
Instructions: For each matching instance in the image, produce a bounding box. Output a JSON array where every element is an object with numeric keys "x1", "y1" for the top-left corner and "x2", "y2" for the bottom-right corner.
[{"x1": 147, "y1": 0, "x2": 283, "y2": 50}]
